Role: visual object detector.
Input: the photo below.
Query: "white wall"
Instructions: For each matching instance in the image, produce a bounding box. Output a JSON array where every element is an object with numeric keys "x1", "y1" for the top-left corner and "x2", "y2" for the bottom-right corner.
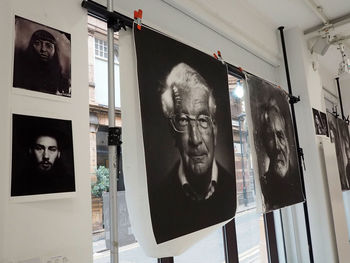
[
  {"x1": 318, "y1": 64, "x2": 338, "y2": 112},
  {"x1": 0, "y1": 0, "x2": 92, "y2": 262},
  {"x1": 95, "y1": 0, "x2": 280, "y2": 84},
  {"x1": 283, "y1": 27, "x2": 350, "y2": 263}
]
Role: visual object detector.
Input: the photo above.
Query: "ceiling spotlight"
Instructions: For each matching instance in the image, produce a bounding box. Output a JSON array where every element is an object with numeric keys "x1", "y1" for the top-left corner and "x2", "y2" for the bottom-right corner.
[
  {"x1": 310, "y1": 26, "x2": 332, "y2": 56},
  {"x1": 337, "y1": 43, "x2": 350, "y2": 75},
  {"x1": 311, "y1": 36, "x2": 331, "y2": 55}
]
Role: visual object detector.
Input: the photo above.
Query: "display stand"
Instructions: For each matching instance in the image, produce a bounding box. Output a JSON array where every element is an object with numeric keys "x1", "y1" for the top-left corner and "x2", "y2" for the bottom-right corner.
[{"x1": 278, "y1": 26, "x2": 314, "y2": 263}]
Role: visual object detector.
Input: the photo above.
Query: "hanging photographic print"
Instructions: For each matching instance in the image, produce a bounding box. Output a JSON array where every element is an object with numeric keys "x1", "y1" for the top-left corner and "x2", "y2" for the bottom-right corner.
[
  {"x1": 337, "y1": 119, "x2": 350, "y2": 190},
  {"x1": 11, "y1": 114, "x2": 75, "y2": 197},
  {"x1": 134, "y1": 26, "x2": 236, "y2": 244},
  {"x1": 328, "y1": 111, "x2": 350, "y2": 191},
  {"x1": 312, "y1": 108, "x2": 328, "y2": 136},
  {"x1": 245, "y1": 74, "x2": 304, "y2": 213},
  {"x1": 320, "y1": 111, "x2": 329, "y2": 137},
  {"x1": 13, "y1": 16, "x2": 71, "y2": 97}
]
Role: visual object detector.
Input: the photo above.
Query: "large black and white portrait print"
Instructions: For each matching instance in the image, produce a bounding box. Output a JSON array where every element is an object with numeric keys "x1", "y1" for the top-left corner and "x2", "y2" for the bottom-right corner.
[
  {"x1": 338, "y1": 119, "x2": 350, "y2": 190},
  {"x1": 13, "y1": 16, "x2": 71, "y2": 97},
  {"x1": 327, "y1": 112, "x2": 350, "y2": 190},
  {"x1": 134, "y1": 27, "x2": 236, "y2": 243},
  {"x1": 327, "y1": 112, "x2": 347, "y2": 190},
  {"x1": 11, "y1": 114, "x2": 75, "y2": 197},
  {"x1": 246, "y1": 75, "x2": 304, "y2": 212}
]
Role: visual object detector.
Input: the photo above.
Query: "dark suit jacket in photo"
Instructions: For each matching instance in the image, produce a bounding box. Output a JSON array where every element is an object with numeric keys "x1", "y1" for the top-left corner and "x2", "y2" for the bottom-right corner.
[
  {"x1": 261, "y1": 166, "x2": 304, "y2": 212},
  {"x1": 150, "y1": 161, "x2": 236, "y2": 244}
]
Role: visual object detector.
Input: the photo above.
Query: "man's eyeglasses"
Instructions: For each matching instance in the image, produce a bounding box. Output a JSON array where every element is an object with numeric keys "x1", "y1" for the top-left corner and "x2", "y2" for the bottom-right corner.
[{"x1": 169, "y1": 113, "x2": 213, "y2": 133}]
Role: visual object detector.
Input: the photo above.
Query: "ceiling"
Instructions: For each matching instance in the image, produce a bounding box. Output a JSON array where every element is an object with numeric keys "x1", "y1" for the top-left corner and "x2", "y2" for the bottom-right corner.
[
  {"x1": 166, "y1": 0, "x2": 350, "y2": 77},
  {"x1": 243, "y1": 0, "x2": 350, "y2": 31},
  {"x1": 243, "y1": 0, "x2": 350, "y2": 77}
]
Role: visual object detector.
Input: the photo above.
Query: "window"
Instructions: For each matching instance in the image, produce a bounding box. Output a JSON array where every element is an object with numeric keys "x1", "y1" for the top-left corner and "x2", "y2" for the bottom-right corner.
[
  {"x1": 93, "y1": 38, "x2": 121, "y2": 107},
  {"x1": 89, "y1": 18, "x2": 153, "y2": 263},
  {"x1": 228, "y1": 74, "x2": 269, "y2": 263},
  {"x1": 175, "y1": 228, "x2": 225, "y2": 263},
  {"x1": 95, "y1": 38, "x2": 119, "y2": 62},
  {"x1": 95, "y1": 38, "x2": 108, "y2": 59},
  {"x1": 88, "y1": 14, "x2": 280, "y2": 263}
]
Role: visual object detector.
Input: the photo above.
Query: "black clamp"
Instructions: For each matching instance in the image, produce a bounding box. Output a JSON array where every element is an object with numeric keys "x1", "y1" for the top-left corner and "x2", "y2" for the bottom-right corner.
[
  {"x1": 107, "y1": 14, "x2": 127, "y2": 32},
  {"x1": 332, "y1": 105, "x2": 339, "y2": 118},
  {"x1": 289, "y1": 95, "x2": 300, "y2": 105},
  {"x1": 298, "y1": 147, "x2": 306, "y2": 171},
  {"x1": 345, "y1": 115, "x2": 350, "y2": 125},
  {"x1": 108, "y1": 127, "x2": 122, "y2": 146}
]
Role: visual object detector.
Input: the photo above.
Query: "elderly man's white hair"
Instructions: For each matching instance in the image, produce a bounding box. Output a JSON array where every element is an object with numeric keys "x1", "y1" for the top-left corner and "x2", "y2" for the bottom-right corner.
[{"x1": 160, "y1": 62, "x2": 216, "y2": 118}]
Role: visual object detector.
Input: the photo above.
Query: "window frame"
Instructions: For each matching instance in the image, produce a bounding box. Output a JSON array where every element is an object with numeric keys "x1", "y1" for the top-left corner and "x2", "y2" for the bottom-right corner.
[{"x1": 87, "y1": 9, "x2": 281, "y2": 263}]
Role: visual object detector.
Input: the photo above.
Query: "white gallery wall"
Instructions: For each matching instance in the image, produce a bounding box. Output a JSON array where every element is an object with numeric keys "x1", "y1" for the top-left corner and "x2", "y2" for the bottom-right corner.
[
  {"x1": 95, "y1": 0, "x2": 280, "y2": 84},
  {"x1": 0, "y1": 0, "x2": 92, "y2": 262},
  {"x1": 283, "y1": 27, "x2": 350, "y2": 263},
  {"x1": 0, "y1": 0, "x2": 348, "y2": 262}
]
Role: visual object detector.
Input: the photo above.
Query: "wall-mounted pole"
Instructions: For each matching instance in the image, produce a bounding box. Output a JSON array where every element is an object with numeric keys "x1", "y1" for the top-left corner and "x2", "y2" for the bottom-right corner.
[
  {"x1": 335, "y1": 77, "x2": 345, "y2": 120},
  {"x1": 278, "y1": 26, "x2": 314, "y2": 263},
  {"x1": 107, "y1": 0, "x2": 118, "y2": 262}
]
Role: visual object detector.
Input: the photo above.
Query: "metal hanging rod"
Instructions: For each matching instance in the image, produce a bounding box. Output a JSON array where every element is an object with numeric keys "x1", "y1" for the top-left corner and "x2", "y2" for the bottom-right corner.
[
  {"x1": 82, "y1": 0, "x2": 133, "y2": 31},
  {"x1": 278, "y1": 26, "x2": 315, "y2": 263}
]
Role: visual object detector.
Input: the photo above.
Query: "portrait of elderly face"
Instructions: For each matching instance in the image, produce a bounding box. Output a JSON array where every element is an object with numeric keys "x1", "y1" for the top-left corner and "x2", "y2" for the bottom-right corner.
[
  {"x1": 13, "y1": 16, "x2": 71, "y2": 97},
  {"x1": 337, "y1": 118, "x2": 350, "y2": 190},
  {"x1": 261, "y1": 100, "x2": 290, "y2": 179},
  {"x1": 11, "y1": 114, "x2": 75, "y2": 197},
  {"x1": 134, "y1": 26, "x2": 236, "y2": 244},
  {"x1": 246, "y1": 75, "x2": 304, "y2": 212},
  {"x1": 327, "y1": 112, "x2": 349, "y2": 190},
  {"x1": 161, "y1": 63, "x2": 218, "y2": 199}
]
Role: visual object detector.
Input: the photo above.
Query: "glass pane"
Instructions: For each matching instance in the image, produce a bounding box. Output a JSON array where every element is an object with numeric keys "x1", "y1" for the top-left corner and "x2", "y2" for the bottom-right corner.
[
  {"x1": 175, "y1": 228, "x2": 225, "y2": 263},
  {"x1": 228, "y1": 74, "x2": 268, "y2": 263},
  {"x1": 89, "y1": 17, "x2": 155, "y2": 263},
  {"x1": 92, "y1": 190, "x2": 155, "y2": 263}
]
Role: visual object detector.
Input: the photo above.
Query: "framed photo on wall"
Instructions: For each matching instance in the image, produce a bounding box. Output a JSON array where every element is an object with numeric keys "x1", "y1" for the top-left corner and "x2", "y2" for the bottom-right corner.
[
  {"x1": 312, "y1": 108, "x2": 328, "y2": 136},
  {"x1": 13, "y1": 16, "x2": 71, "y2": 97},
  {"x1": 11, "y1": 114, "x2": 76, "y2": 198}
]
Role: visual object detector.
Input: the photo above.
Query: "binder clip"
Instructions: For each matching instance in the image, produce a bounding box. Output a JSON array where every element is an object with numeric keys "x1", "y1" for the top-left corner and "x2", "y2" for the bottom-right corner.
[
  {"x1": 134, "y1": 9, "x2": 143, "y2": 30},
  {"x1": 213, "y1": 50, "x2": 225, "y2": 64}
]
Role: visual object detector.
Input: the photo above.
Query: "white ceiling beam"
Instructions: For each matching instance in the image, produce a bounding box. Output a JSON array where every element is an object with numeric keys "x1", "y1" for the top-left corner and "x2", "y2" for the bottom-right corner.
[
  {"x1": 302, "y1": 0, "x2": 330, "y2": 25},
  {"x1": 304, "y1": 13, "x2": 350, "y2": 35}
]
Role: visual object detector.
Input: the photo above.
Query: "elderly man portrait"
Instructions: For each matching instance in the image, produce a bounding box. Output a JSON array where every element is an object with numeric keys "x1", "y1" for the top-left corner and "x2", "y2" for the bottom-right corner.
[
  {"x1": 13, "y1": 16, "x2": 71, "y2": 96},
  {"x1": 246, "y1": 75, "x2": 304, "y2": 212},
  {"x1": 134, "y1": 26, "x2": 235, "y2": 244},
  {"x1": 257, "y1": 96, "x2": 304, "y2": 211},
  {"x1": 11, "y1": 115, "x2": 75, "y2": 196},
  {"x1": 338, "y1": 119, "x2": 350, "y2": 190},
  {"x1": 150, "y1": 63, "x2": 236, "y2": 243}
]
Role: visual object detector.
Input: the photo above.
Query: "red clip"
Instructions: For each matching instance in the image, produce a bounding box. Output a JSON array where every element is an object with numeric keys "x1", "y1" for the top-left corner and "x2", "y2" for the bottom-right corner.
[
  {"x1": 238, "y1": 67, "x2": 243, "y2": 72},
  {"x1": 214, "y1": 50, "x2": 224, "y2": 64},
  {"x1": 134, "y1": 9, "x2": 143, "y2": 30}
]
